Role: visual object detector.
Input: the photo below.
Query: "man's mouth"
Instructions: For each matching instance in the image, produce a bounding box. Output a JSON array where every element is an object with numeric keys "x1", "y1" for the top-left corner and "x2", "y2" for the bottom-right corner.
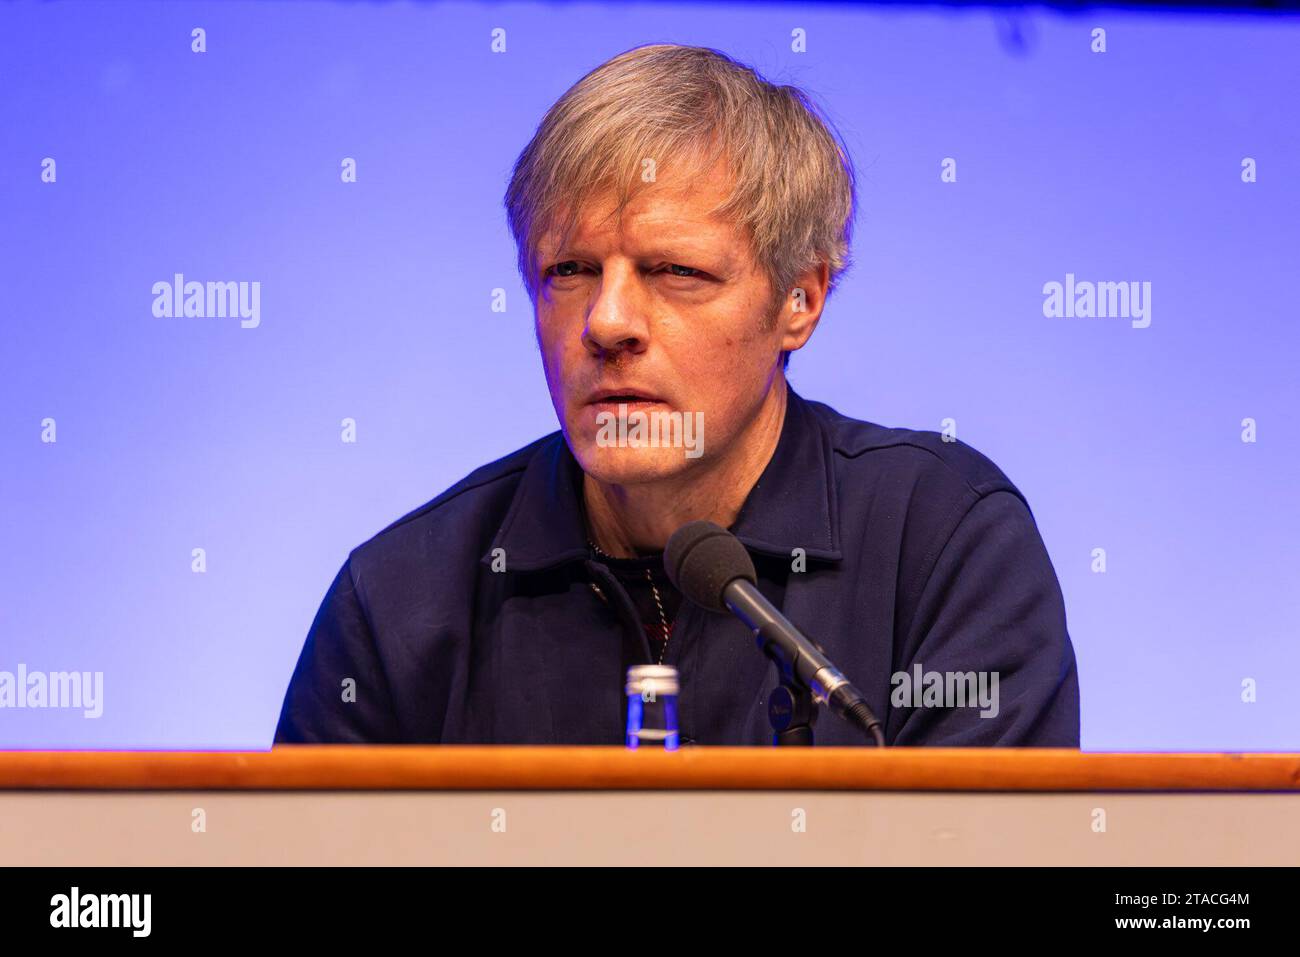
[{"x1": 585, "y1": 388, "x2": 667, "y2": 411}]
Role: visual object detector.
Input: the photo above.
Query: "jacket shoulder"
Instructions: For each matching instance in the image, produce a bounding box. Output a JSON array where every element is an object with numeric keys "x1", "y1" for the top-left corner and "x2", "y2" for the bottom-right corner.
[{"x1": 802, "y1": 397, "x2": 1025, "y2": 504}]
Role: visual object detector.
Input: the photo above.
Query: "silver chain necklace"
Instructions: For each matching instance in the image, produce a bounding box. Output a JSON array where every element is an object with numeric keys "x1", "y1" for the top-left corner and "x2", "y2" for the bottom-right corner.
[{"x1": 587, "y1": 538, "x2": 672, "y2": 665}]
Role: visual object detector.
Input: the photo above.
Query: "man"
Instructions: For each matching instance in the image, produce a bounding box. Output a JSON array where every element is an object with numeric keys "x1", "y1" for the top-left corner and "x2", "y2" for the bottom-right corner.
[{"x1": 275, "y1": 43, "x2": 1079, "y2": 746}]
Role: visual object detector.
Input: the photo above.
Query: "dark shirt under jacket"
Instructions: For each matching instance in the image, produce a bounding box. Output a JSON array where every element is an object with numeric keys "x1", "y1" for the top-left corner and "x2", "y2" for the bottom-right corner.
[
  {"x1": 593, "y1": 552, "x2": 682, "y2": 666},
  {"x1": 274, "y1": 385, "x2": 1080, "y2": 746}
]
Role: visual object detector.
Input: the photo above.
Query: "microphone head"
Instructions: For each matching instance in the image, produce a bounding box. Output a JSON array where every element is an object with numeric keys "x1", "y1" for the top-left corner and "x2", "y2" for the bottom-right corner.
[{"x1": 664, "y1": 520, "x2": 757, "y2": 613}]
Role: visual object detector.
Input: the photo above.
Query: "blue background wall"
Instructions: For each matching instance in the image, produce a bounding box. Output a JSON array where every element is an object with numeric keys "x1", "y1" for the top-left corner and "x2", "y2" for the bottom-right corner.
[{"x1": 2, "y1": 1, "x2": 1296, "y2": 749}]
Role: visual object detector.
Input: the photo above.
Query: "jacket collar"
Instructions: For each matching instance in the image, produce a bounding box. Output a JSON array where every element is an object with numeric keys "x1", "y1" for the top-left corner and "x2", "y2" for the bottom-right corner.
[{"x1": 481, "y1": 384, "x2": 843, "y2": 572}]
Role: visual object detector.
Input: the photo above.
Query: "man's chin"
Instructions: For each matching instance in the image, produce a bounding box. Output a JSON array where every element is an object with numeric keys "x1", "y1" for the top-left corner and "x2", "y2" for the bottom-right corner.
[{"x1": 572, "y1": 444, "x2": 701, "y2": 487}]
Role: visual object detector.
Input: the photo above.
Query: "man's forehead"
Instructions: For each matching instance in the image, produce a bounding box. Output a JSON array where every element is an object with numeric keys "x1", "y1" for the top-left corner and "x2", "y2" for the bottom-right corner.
[
  {"x1": 538, "y1": 187, "x2": 740, "y2": 258},
  {"x1": 538, "y1": 156, "x2": 739, "y2": 253}
]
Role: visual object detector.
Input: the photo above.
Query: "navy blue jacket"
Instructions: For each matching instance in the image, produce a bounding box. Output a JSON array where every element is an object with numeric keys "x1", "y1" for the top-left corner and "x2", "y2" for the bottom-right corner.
[{"x1": 274, "y1": 386, "x2": 1079, "y2": 746}]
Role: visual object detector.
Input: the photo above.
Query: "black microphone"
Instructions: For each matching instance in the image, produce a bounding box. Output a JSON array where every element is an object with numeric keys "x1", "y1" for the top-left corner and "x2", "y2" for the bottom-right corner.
[{"x1": 664, "y1": 520, "x2": 886, "y2": 746}]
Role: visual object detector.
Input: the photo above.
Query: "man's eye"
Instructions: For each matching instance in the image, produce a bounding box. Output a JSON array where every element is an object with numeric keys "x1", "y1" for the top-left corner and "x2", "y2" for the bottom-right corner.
[
  {"x1": 544, "y1": 262, "x2": 701, "y2": 281},
  {"x1": 547, "y1": 261, "x2": 583, "y2": 279}
]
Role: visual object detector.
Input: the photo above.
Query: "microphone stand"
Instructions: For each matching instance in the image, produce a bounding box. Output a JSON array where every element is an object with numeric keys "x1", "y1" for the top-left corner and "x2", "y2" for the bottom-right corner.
[
  {"x1": 664, "y1": 519, "x2": 887, "y2": 747},
  {"x1": 767, "y1": 671, "x2": 816, "y2": 746}
]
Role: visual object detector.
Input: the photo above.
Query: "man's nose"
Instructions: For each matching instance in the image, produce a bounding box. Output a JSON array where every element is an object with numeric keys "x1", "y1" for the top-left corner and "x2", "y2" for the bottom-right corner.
[{"x1": 582, "y1": 265, "x2": 649, "y2": 356}]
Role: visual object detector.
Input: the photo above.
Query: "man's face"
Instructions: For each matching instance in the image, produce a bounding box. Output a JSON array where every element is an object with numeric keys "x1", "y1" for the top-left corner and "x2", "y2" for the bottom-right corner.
[{"x1": 534, "y1": 159, "x2": 805, "y2": 487}]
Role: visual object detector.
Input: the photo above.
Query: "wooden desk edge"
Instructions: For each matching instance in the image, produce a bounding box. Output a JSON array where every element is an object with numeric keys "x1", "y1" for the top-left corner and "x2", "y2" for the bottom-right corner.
[{"x1": 1, "y1": 747, "x2": 1298, "y2": 791}]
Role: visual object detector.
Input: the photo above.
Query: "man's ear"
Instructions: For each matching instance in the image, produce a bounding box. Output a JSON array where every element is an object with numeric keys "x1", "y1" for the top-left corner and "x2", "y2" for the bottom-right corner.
[{"x1": 779, "y1": 260, "x2": 830, "y2": 353}]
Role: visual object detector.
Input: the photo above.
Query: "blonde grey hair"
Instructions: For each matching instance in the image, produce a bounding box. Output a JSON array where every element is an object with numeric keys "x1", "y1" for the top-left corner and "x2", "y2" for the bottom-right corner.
[{"x1": 504, "y1": 43, "x2": 856, "y2": 314}]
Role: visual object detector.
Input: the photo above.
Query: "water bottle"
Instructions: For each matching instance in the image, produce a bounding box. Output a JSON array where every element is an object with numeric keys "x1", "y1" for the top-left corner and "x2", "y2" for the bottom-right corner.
[{"x1": 625, "y1": 664, "x2": 680, "y2": 750}]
